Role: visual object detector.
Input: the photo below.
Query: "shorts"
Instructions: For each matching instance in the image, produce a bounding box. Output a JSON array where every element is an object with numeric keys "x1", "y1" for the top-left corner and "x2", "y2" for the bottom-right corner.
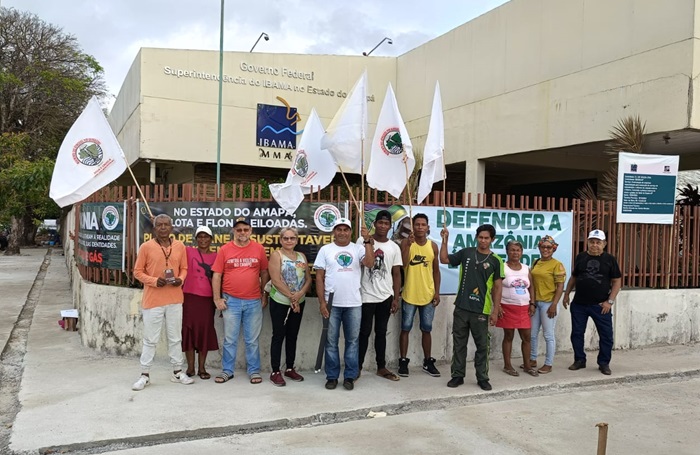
[{"x1": 401, "y1": 299, "x2": 435, "y2": 332}]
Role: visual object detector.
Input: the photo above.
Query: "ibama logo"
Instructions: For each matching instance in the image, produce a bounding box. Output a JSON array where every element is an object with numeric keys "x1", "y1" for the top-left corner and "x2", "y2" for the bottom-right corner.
[{"x1": 256, "y1": 96, "x2": 303, "y2": 149}]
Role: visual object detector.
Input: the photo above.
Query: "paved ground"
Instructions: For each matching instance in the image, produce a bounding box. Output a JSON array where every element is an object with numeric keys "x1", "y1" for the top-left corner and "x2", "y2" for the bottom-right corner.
[{"x1": 1, "y1": 248, "x2": 699, "y2": 454}]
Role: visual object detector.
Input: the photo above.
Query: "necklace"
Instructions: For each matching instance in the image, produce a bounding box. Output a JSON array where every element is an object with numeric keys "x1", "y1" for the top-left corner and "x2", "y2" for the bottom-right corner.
[{"x1": 474, "y1": 250, "x2": 491, "y2": 265}]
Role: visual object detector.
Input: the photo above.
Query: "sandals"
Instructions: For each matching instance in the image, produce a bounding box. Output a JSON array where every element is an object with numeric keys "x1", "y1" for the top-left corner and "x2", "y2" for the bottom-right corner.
[
  {"x1": 377, "y1": 369, "x2": 400, "y2": 381},
  {"x1": 503, "y1": 367, "x2": 520, "y2": 377},
  {"x1": 198, "y1": 371, "x2": 211, "y2": 380},
  {"x1": 250, "y1": 373, "x2": 263, "y2": 384},
  {"x1": 520, "y1": 361, "x2": 537, "y2": 370},
  {"x1": 525, "y1": 368, "x2": 539, "y2": 377},
  {"x1": 215, "y1": 372, "x2": 233, "y2": 383}
]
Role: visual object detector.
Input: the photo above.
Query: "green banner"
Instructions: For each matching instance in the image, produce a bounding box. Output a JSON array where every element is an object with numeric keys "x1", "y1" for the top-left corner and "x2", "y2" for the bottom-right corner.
[
  {"x1": 77, "y1": 202, "x2": 125, "y2": 269},
  {"x1": 137, "y1": 201, "x2": 346, "y2": 263}
]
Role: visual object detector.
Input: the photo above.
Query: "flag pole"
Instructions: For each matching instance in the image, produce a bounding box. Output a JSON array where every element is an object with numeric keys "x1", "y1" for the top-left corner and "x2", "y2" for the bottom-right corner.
[
  {"x1": 339, "y1": 167, "x2": 362, "y2": 213},
  {"x1": 402, "y1": 146, "x2": 413, "y2": 232},
  {"x1": 120, "y1": 154, "x2": 153, "y2": 218},
  {"x1": 442, "y1": 147, "x2": 447, "y2": 228},
  {"x1": 360, "y1": 137, "x2": 365, "y2": 232}
]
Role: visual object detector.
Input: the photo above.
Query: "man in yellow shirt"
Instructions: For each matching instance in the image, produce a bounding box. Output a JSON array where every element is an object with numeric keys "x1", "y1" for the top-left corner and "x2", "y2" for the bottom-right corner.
[{"x1": 398, "y1": 214, "x2": 441, "y2": 378}]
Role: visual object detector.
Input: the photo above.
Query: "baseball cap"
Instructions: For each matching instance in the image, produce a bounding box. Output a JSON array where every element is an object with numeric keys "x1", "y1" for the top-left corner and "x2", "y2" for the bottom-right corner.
[
  {"x1": 374, "y1": 210, "x2": 392, "y2": 223},
  {"x1": 233, "y1": 216, "x2": 251, "y2": 227},
  {"x1": 194, "y1": 226, "x2": 213, "y2": 237},
  {"x1": 588, "y1": 229, "x2": 606, "y2": 241},
  {"x1": 332, "y1": 217, "x2": 352, "y2": 229}
]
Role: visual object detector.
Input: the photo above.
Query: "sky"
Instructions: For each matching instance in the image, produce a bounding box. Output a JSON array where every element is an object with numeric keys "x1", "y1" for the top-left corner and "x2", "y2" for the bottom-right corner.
[{"x1": 4, "y1": 0, "x2": 509, "y2": 104}]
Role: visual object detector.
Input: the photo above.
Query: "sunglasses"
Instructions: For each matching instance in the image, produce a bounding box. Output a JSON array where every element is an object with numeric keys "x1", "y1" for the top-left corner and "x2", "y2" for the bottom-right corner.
[
  {"x1": 540, "y1": 245, "x2": 553, "y2": 250},
  {"x1": 281, "y1": 236, "x2": 297, "y2": 241}
]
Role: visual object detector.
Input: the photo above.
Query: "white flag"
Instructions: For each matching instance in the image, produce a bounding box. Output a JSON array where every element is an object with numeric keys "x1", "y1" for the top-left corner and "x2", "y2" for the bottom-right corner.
[
  {"x1": 49, "y1": 96, "x2": 127, "y2": 207},
  {"x1": 270, "y1": 109, "x2": 336, "y2": 215},
  {"x1": 366, "y1": 83, "x2": 415, "y2": 199},
  {"x1": 417, "y1": 82, "x2": 446, "y2": 204},
  {"x1": 321, "y1": 70, "x2": 367, "y2": 173}
]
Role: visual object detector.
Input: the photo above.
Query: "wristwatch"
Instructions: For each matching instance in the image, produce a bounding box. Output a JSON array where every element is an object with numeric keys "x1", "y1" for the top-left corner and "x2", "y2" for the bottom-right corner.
[
  {"x1": 363, "y1": 240, "x2": 372, "y2": 244},
  {"x1": 607, "y1": 299, "x2": 615, "y2": 305}
]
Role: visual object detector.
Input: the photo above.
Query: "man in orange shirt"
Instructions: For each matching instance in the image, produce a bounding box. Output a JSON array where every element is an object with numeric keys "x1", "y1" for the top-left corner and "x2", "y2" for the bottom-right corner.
[
  {"x1": 212, "y1": 216, "x2": 269, "y2": 384},
  {"x1": 132, "y1": 214, "x2": 193, "y2": 391}
]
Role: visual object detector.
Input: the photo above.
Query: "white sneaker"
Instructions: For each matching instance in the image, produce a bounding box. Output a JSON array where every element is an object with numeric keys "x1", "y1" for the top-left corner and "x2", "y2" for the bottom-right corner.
[
  {"x1": 132, "y1": 375, "x2": 150, "y2": 391},
  {"x1": 171, "y1": 371, "x2": 194, "y2": 385}
]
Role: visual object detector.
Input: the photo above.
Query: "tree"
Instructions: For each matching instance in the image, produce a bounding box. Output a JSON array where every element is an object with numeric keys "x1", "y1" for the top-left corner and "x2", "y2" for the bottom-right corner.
[{"x1": 0, "y1": 8, "x2": 106, "y2": 253}]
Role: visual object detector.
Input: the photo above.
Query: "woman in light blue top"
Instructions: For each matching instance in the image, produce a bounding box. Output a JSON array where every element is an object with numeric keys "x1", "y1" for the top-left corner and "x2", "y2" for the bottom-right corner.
[{"x1": 264, "y1": 227, "x2": 311, "y2": 386}]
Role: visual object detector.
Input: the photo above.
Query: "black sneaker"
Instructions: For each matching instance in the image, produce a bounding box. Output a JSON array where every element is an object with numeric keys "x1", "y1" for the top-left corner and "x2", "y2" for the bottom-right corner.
[
  {"x1": 422, "y1": 357, "x2": 441, "y2": 377},
  {"x1": 477, "y1": 380, "x2": 492, "y2": 391},
  {"x1": 343, "y1": 378, "x2": 354, "y2": 390},
  {"x1": 325, "y1": 379, "x2": 338, "y2": 390},
  {"x1": 447, "y1": 377, "x2": 464, "y2": 388},
  {"x1": 599, "y1": 364, "x2": 611, "y2": 375},
  {"x1": 568, "y1": 360, "x2": 587, "y2": 370},
  {"x1": 398, "y1": 358, "x2": 410, "y2": 377}
]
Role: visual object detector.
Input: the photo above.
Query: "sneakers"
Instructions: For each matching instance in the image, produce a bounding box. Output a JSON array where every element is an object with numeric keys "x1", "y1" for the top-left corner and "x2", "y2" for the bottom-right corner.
[
  {"x1": 423, "y1": 357, "x2": 441, "y2": 377},
  {"x1": 270, "y1": 371, "x2": 286, "y2": 387},
  {"x1": 477, "y1": 380, "x2": 492, "y2": 391},
  {"x1": 325, "y1": 379, "x2": 338, "y2": 390},
  {"x1": 398, "y1": 357, "x2": 410, "y2": 377},
  {"x1": 284, "y1": 368, "x2": 304, "y2": 382},
  {"x1": 447, "y1": 377, "x2": 464, "y2": 388},
  {"x1": 599, "y1": 364, "x2": 612, "y2": 375},
  {"x1": 171, "y1": 370, "x2": 195, "y2": 385},
  {"x1": 568, "y1": 360, "x2": 587, "y2": 371},
  {"x1": 132, "y1": 374, "x2": 150, "y2": 391},
  {"x1": 343, "y1": 378, "x2": 354, "y2": 390}
]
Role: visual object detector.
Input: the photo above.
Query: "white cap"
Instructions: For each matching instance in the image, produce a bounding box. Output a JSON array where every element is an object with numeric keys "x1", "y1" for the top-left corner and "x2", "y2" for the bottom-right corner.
[
  {"x1": 332, "y1": 217, "x2": 352, "y2": 229},
  {"x1": 195, "y1": 226, "x2": 213, "y2": 237},
  {"x1": 588, "y1": 229, "x2": 606, "y2": 241}
]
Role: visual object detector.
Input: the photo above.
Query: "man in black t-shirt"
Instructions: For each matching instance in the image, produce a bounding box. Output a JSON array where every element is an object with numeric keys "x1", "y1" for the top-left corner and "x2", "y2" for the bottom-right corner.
[{"x1": 563, "y1": 229, "x2": 621, "y2": 375}]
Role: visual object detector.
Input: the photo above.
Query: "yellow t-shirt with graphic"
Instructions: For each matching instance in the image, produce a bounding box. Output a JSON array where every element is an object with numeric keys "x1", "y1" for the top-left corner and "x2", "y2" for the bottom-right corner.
[{"x1": 531, "y1": 258, "x2": 566, "y2": 302}]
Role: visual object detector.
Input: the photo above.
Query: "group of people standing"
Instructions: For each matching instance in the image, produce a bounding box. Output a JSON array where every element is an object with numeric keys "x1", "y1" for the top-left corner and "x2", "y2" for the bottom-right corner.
[{"x1": 130, "y1": 211, "x2": 621, "y2": 392}]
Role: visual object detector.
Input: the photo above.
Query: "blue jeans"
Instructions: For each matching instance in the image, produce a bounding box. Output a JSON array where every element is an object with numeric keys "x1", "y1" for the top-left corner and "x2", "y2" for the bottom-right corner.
[
  {"x1": 221, "y1": 294, "x2": 263, "y2": 376},
  {"x1": 325, "y1": 306, "x2": 361, "y2": 381},
  {"x1": 530, "y1": 300, "x2": 557, "y2": 366},
  {"x1": 570, "y1": 303, "x2": 613, "y2": 366},
  {"x1": 401, "y1": 300, "x2": 435, "y2": 332}
]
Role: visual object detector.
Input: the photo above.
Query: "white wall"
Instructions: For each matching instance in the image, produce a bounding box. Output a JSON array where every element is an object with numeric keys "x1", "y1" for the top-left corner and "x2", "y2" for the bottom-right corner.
[{"x1": 72, "y1": 279, "x2": 700, "y2": 372}]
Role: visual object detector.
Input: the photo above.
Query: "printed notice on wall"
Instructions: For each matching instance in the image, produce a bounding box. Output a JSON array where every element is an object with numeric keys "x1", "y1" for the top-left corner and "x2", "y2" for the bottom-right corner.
[{"x1": 616, "y1": 152, "x2": 679, "y2": 224}]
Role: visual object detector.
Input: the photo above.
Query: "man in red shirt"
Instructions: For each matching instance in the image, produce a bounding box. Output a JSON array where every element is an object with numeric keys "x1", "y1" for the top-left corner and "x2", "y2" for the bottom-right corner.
[{"x1": 212, "y1": 217, "x2": 269, "y2": 384}]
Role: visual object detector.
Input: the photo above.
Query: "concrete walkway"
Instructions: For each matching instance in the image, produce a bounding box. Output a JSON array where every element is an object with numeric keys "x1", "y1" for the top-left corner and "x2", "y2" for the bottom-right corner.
[{"x1": 3, "y1": 249, "x2": 699, "y2": 454}]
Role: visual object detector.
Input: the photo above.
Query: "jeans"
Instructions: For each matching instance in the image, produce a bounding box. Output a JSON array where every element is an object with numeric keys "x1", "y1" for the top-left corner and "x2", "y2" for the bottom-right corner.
[
  {"x1": 401, "y1": 300, "x2": 435, "y2": 332},
  {"x1": 325, "y1": 306, "x2": 361, "y2": 381},
  {"x1": 530, "y1": 300, "x2": 557, "y2": 366},
  {"x1": 221, "y1": 294, "x2": 263, "y2": 376},
  {"x1": 570, "y1": 303, "x2": 613, "y2": 366},
  {"x1": 358, "y1": 296, "x2": 392, "y2": 370},
  {"x1": 269, "y1": 297, "x2": 305, "y2": 372},
  {"x1": 140, "y1": 303, "x2": 184, "y2": 373}
]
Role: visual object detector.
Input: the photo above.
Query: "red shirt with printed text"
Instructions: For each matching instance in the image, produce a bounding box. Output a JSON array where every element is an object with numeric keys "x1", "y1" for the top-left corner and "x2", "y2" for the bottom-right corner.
[{"x1": 212, "y1": 241, "x2": 268, "y2": 299}]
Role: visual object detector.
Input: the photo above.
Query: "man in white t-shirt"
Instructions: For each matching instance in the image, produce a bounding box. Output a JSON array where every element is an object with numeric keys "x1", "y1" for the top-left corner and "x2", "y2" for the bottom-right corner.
[
  {"x1": 357, "y1": 210, "x2": 402, "y2": 381},
  {"x1": 314, "y1": 217, "x2": 374, "y2": 391}
]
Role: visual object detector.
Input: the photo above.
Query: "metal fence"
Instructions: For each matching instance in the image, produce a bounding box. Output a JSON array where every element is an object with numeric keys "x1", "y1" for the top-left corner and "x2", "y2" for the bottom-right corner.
[{"x1": 76, "y1": 184, "x2": 699, "y2": 290}]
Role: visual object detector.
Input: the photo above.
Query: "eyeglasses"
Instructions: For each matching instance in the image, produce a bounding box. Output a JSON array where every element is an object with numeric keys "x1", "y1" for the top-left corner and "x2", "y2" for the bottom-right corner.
[
  {"x1": 540, "y1": 245, "x2": 553, "y2": 250},
  {"x1": 235, "y1": 228, "x2": 251, "y2": 233},
  {"x1": 281, "y1": 236, "x2": 297, "y2": 241}
]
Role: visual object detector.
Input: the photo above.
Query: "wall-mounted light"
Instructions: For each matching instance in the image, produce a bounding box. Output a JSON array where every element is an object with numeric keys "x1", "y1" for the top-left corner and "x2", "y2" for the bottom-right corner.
[
  {"x1": 363, "y1": 37, "x2": 392, "y2": 56},
  {"x1": 250, "y1": 32, "x2": 270, "y2": 52}
]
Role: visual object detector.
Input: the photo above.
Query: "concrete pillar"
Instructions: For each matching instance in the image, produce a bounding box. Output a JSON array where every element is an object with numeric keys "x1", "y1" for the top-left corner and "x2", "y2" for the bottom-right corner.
[{"x1": 465, "y1": 159, "x2": 486, "y2": 194}]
